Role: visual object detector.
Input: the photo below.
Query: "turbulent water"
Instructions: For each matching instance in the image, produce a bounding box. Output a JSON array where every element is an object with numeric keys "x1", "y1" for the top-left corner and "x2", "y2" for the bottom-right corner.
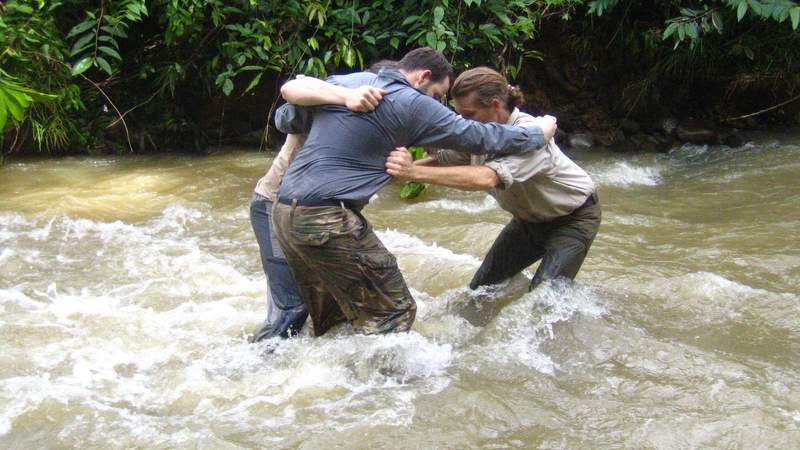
[{"x1": 1, "y1": 137, "x2": 799, "y2": 449}]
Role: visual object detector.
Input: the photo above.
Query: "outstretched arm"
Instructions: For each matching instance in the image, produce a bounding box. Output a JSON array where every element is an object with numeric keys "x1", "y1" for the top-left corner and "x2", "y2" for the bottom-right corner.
[
  {"x1": 280, "y1": 76, "x2": 387, "y2": 112},
  {"x1": 405, "y1": 94, "x2": 556, "y2": 155},
  {"x1": 386, "y1": 147, "x2": 499, "y2": 191}
]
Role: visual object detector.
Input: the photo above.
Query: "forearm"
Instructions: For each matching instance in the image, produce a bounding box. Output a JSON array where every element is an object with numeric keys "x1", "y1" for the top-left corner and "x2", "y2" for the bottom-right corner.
[
  {"x1": 280, "y1": 77, "x2": 350, "y2": 106},
  {"x1": 413, "y1": 157, "x2": 439, "y2": 167},
  {"x1": 410, "y1": 165, "x2": 499, "y2": 191}
]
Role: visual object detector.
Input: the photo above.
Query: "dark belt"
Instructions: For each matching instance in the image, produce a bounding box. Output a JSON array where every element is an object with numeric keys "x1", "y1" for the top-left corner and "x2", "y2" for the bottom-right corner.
[{"x1": 278, "y1": 196, "x2": 353, "y2": 208}]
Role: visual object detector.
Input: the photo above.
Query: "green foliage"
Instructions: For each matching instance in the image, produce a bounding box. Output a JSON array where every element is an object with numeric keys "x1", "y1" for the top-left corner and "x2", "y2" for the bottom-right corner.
[
  {"x1": 0, "y1": 0, "x2": 798, "y2": 155},
  {"x1": 579, "y1": 0, "x2": 800, "y2": 117},
  {"x1": 399, "y1": 147, "x2": 429, "y2": 200},
  {"x1": 67, "y1": 0, "x2": 147, "y2": 76},
  {"x1": 400, "y1": 181, "x2": 428, "y2": 200},
  {"x1": 0, "y1": 77, "x2": 57, "y2": 132}
]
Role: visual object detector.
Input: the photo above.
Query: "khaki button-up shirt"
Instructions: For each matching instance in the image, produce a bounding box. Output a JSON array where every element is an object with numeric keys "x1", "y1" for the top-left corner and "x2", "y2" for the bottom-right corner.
[
  {"x1": 253, "y1": 134, "x2": 306, "y2": 201},
  {"x1": 435, "y1": 108, "x2": 595, "y2": 223}
]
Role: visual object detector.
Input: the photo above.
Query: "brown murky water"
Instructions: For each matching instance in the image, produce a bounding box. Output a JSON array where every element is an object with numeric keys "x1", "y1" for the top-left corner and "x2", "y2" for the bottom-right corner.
[{"x1": 1, "y1": 137, "x2": 799, "y2": 448}]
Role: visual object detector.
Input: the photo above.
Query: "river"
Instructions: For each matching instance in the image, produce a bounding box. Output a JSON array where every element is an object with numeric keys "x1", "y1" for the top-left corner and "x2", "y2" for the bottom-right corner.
[{"x1": 1, "y1": 136, "x2": 799, "y2": 448}]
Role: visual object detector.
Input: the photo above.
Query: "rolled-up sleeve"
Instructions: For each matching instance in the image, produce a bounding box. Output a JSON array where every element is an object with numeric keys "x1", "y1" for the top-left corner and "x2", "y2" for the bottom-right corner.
[
  {"x1": 434, "y1": 149, "x2": 471, "y2": 166},
  {"x1": 484, "y1": 159, "x2": 515, "y2": 188},
  {"x1": 274, "y1": 103, "x2": 313, "y2": 134},
  {"x1": 405, "y1": 95, "x2": 545, "y2": 155},
  {"x1": 484, "y1": 141, "x2": 553, "y2": 188}
]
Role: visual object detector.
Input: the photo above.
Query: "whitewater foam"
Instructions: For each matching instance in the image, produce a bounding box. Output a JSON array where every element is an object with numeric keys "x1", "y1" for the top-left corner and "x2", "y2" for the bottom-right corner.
[
  {"x1": 469, "y1": 280, "x2": 606, "y2": 374},
  {"x1": 592, "y1": 161, "x2": 662, "y2": 187},
  {"x1": 409, "y1": 195, "x2": 500, "y2": 214}
]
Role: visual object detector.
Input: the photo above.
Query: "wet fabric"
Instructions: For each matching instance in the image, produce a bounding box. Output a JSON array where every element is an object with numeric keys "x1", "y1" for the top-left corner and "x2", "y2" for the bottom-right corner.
[
  {"x1": 469, "y1": 199, "x2": 601, "y2": 291},
  {"x1": 272, "y1": 201, "x2": 416, "y2": 336},
  {"x1": 435, "y1": 108, "x2": 596, "y2": 222},
  {"x1": 249, "y1": 193, "x2": 308, "y2": 341},
  {"x1": 275, "y1": 68, "x2": 547, "y2": 206}
]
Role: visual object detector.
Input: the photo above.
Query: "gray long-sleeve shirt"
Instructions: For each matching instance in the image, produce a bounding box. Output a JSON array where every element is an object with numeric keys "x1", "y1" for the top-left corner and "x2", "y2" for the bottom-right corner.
[{"x1": 275, "y1": 68, "x2": 546, "y2": 205}]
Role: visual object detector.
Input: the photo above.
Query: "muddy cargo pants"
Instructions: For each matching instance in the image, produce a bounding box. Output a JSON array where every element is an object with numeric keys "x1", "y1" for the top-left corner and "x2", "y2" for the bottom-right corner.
[{"x1": 272, "y1": 200, "x2": 416, "y2": 336}]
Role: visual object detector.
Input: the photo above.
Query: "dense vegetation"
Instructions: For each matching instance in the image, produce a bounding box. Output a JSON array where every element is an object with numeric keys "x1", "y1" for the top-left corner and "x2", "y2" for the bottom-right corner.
[{"x1": 1, "y1": 0, "x2": 798, "y2": 159}]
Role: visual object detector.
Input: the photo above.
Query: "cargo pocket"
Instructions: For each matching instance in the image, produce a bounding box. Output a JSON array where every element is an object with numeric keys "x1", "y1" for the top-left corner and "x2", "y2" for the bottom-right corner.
[
  {"x1": 356, "y1": 251, "x2": 404, "y2": 299},
  {"x1": 289, "y1": 230, "x2": 330, "y2": 246},
  {"x1": 355, "y1": 250, "x2": 415, "y2": 334}
]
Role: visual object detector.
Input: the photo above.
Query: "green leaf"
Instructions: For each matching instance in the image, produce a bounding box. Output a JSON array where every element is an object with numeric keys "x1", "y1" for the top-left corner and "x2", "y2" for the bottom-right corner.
[
  {"x1": 344, "y1": 48, "x2": 355, "y2": 67},
  {"x1": 426, "y1": 31, "x2": 437, "y2": 48},
  {"x1": 101, "y1": 25, "x2": 127, "y2": 38},
  {"x1": 401, "y1": 15, "x2": 419, "y2": 27},
  {"x1": 711, "y1": 11, "x2": 724, "y2": 33},
  {"x1": 433, "y1": 7, "x2": 444, "y2": 24},
  {"x1": 408, "y1": 146, "x2": 427, "y2": 160},
  {"x1": 71, "y1": 57, "x2": 94, "y2": 76},
  {"x1": 0, "y1": 89, "x2": 26, "y2": 122},
  {"x1": 70, "y1": 32, "x2": 96, "y2": 56},
  {"x1": 737, "y1": 1, "x2": 748, "y2": 21},
  {"x1": 790, "y1": 7, "x2": 800, "y2": 30},
  {"x1": 686, "y1": 23, "x2": 699, "y2": 39},
  {"x1": 97, "y1": 35, "x2": 117, "y2": 46},
  {"x1": 98, "y1": 46, "x2": 122, "y2": 61},
  {"x1": 12, "y1": 4, "x2": 34, "y2": 14},
  {"x1": 0, "y1": 95, "x2": 7, "y2": 131},
  {"x1": 390, "y1": 37, "x2": 400, "y2": 49},
  {"x1": 494, "y1": 11, "x2": 512, "y2": 25},
  {"x1": 95, "y1": 56, "x2": 113, "y2": 75},
  {"x1": 400, "y1": 181, "x2": 428, "y2": 200},
  {"x1": 222, "y1": 78, "x2": 233, "y2": 96},
  {"x1": 244, "y1": 72, "x2": 263, "y2": 94},
  {"x1": 363, "y1": 35, "x2": 375, "y2": 45},
  {"x1": 662, "y1": 22, "x2": 679, "y2": 39},
  {"x1": 67, "y1": 20, "x2": 95, "y2": 38}
]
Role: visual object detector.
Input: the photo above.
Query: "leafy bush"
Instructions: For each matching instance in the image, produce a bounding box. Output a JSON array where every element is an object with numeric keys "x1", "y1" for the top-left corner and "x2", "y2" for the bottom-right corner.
[{"x1": 1, "y1": 0, "x2": 798, "y2": 156}]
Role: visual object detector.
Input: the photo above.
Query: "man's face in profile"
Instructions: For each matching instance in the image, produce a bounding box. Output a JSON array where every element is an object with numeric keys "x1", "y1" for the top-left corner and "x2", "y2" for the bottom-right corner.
[{"x1": 417, "y1": 77, "x2": 450, "y2": 102}]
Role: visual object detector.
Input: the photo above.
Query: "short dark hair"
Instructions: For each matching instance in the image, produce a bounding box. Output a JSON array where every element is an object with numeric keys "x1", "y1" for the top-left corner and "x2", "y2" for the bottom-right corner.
[
  {"x1": 397, "y1": 47, "x2": 453, "y2": 83},
  {"x1": 367, "y1": 59, "x2": 397, "y2": 74}
]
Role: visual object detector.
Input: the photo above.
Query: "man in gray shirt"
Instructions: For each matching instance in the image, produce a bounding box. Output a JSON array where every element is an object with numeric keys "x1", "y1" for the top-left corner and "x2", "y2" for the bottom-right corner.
[{"x1": 272, "y1": 47, "x2": 557, "y2": 336}]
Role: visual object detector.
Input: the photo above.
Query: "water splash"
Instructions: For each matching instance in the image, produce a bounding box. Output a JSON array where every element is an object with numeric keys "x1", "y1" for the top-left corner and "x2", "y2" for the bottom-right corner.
[
  {"x1": 408, "y1": 195, "x2": 500, "y2": 214},
  {"x1": 591, "y1": 161, "x2": 662, "y2": 187}
]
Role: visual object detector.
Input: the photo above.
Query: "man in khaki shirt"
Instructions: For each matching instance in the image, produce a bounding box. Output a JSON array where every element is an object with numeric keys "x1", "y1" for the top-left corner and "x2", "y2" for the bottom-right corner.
[{"x1": 387, "y1": 67, "x2": 600, "y2": 291}]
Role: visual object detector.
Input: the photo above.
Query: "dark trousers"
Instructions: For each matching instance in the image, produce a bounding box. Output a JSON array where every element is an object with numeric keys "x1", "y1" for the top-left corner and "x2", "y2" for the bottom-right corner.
[
  {"x1": 470, "y1": 202, "x2": 601, "y2": 291},
  {"x1": 272, "y1": 201, "x2": 416, "y2": 336},
  {"x1": 249, "y1": 193, "x2": 308, "y2": 341}
]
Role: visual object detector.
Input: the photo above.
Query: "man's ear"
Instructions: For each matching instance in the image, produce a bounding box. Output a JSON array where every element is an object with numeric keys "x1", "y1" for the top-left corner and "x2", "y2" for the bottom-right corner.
[
  {"x1": 492, "y1": 98, "x2": 503, "y2": 111},
  {"x1": 418, "y1": 69, "x2": 432, "y2": 85}
]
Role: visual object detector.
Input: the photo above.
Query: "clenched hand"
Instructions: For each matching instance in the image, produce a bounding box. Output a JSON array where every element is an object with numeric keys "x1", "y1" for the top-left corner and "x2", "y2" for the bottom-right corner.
[
  {"x1": 345, "y1": 86, "x2": 387, "y2": 112},
  {"x1": 385, "y1": 147, "x2": 416, "y2": 180}
]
